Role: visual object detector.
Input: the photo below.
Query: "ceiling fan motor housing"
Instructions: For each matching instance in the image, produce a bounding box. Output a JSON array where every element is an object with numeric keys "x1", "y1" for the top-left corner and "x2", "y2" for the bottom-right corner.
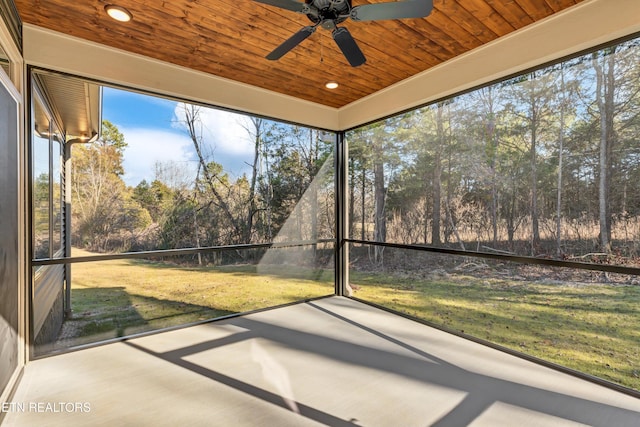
[{"x1": 305, "y1": 0, "x2": 351, "y2": 29}]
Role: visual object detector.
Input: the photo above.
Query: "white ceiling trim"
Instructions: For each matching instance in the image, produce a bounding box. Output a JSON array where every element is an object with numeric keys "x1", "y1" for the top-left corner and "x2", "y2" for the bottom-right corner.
[{"x1": 23, "y1": 24, "x2": 340, "y2": 130}]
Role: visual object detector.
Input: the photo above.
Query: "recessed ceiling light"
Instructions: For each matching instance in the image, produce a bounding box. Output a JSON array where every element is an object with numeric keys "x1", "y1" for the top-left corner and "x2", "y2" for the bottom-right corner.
[
  {"x1": 325, "y1": 81, "x2": 339, "y2": 89},
  {"x1": 105, "y1": 5, "x2": 133, "y2": 22}
]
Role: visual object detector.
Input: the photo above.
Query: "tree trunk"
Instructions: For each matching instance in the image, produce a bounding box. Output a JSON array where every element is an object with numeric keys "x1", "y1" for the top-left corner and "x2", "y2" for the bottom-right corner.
[
  {"x1": 349, "y1": 157, "x2": 355, "y2": 239},
  {"x1": 556, "y1": 66, "x2": 566, "y2": 258},
  {"x1": 361, "y1": 166, "x2": 366, "y2": 240},
  {"x1": 432, "y1": 103, "x2": 444, "y2": 245},
  {"x1": 593, "y1": 50, "x2": 616, "y2": 253},
  {"x1": 529, "y1": 77, "x2": 540, "y2": 255},
  {"x1": 423, "y1": 196, "x2": 429, "y2": 244},
  {"x1": 374, "y1": 160, "x2": 386, "y2": 243},
  {"x1": 264, "y1": 152, "x2": 273, "y2": 241},
  {"x1": 193, "y1": 194, "x2": 202, "y2": 265},
  {"x1": 246, "y1": 117, "x2": 263, "y2": 244},
  {"x1": 310, "y1": 130, "x2": 318, "y2": 257},
  {"x1": 373, "y1": 141, "x2": 386, "y2": 264},
  {"x1": 482, "y1": 87, "x2": 499, "y2": 245}
]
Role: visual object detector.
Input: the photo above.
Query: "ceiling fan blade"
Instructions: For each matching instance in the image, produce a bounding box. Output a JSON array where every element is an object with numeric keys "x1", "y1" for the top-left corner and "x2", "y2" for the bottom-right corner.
[
  {"x1": 267, "y1": 26, "x2": 316, "y2": 60},
  {"x1": 332, "y1": 27, "x2": 366, "y2": 67},
  {"x1": 253, "y1": 0, "x2": 306, "y2": 13},
  {"x1": 350, "y1": 0, "x2": 433, "y2": 22}
]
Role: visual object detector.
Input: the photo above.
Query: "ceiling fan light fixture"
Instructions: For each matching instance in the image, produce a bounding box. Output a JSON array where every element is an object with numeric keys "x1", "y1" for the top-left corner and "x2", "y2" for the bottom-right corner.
[
  {"x1": 105, "y1": 5, "x2": 133, "y2": 22},
  {"x1": 325, "y1": 81, "x2": 339, "y2": 89}
]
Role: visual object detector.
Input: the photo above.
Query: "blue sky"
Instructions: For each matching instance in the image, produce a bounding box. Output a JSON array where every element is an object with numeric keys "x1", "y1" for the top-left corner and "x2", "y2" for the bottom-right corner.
[
  {"x1": 102, "y1": 87, "x2": 176, "y2": 129},
  {"x1": 102, "y1": 87, "x2": 254, "y2": 187}
]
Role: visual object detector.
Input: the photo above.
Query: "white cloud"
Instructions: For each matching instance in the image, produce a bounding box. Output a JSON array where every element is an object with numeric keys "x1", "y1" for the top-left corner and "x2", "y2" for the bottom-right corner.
[
  {"x1": 119, "y1": 106, "x2": 260, "y2": 188},
  {"x1": 121, "y1": 127, "x2": 196, "y2": 187},
  {"x1": 172, "y1": 104, "x2": 255, "y2": 157}
]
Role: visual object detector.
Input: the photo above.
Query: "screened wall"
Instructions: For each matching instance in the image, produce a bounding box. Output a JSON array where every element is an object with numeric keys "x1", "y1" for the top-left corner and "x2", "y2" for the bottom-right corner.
[
  {"x1": 26, "y1": 31, "x2": 640, "y2": 396},
  {"x1": 30, "y1": 70, "x2": 337, "y2": 355},
  {"x1": 345, "y1": 35, "x2": 640, "y2": 393},
  {"x1": 0, "y1": 57, "x2": 20, "y2": 407}
]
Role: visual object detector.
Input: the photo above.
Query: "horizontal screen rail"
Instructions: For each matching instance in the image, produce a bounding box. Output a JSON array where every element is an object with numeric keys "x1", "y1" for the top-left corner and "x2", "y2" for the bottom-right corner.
[
  {"x1": 32, "y1": 239, "x2": 335, "y2": 266},
  {"x1": 346, "y1": 239, "x2": 640, "y2": 276}
]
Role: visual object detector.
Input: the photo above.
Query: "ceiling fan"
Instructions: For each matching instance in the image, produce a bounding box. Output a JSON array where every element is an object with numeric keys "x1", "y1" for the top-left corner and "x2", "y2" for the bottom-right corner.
[{"x1": 254, "y1": 0, "x2": 434, "y2": 67}]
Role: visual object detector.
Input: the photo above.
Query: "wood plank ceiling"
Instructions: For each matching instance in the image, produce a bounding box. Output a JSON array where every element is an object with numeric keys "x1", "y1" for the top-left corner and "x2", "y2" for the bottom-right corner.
[{"x1": 15, "y1": 0, "x2": 584, "y2": 108}]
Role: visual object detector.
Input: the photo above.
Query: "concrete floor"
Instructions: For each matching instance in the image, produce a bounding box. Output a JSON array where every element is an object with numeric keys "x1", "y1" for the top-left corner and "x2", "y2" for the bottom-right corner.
[{"x1": 3, "y1": 297, "x2": 640, "y2": 426}]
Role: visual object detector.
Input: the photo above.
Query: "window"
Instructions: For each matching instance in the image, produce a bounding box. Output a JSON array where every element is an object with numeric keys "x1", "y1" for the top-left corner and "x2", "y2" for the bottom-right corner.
[
  {"x1": 0, "y1": 45, "x2": 9, "y2": 78},
  {"x1": 32, "y1": 92, "x2": 64, "y2": 260}
]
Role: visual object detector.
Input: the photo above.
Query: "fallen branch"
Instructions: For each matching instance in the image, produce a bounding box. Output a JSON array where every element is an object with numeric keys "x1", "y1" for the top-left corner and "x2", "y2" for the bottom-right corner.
[
  {"x1": 481, "y1": 245, "x2": 515, "y2": 255},
  {"x1": 567, "y1": 253, "x2": 609, "y2": 260}
]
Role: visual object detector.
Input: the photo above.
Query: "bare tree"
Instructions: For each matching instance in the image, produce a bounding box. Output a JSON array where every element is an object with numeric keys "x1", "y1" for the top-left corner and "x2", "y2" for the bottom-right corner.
[
  {"x1": 592, "y1": 48, "x2": 617, "y2": 253},
  {"x1": 556, "y1": 64, "x2": 567, "y2": 258},
  {"x1": 179, "y1": 104, "x2": 242, "y2": 242},
  {"x1": 242, "y1": 116, "x2": 265, "y2": 243}
]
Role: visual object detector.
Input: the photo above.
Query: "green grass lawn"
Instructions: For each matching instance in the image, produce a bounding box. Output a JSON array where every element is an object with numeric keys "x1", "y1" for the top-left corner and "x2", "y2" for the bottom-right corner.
[
  {"x1": 61, "y1": 248, "x2": 333, "y2": 347},
  {"x1": 60, "y1": 249, "x2": 639, "y2": 392},
  {"x1": 350, "y1": 270, "x2": 640, "y2": 391}
]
